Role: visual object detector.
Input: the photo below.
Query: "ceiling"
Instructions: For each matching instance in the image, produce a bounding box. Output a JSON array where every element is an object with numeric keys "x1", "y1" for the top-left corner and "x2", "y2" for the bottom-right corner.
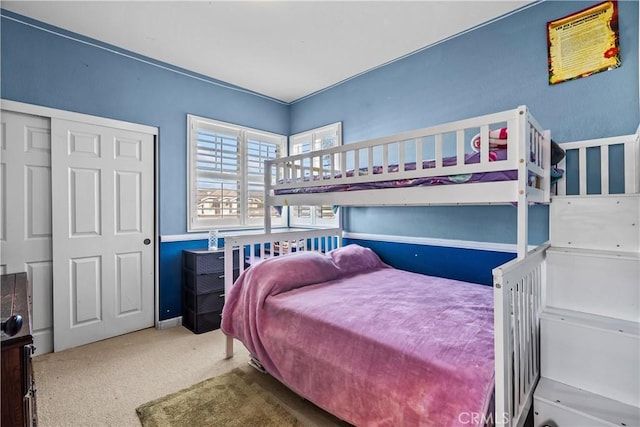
[{"x1": 2, "y1": 1, "x2": 534, "y2": 103}]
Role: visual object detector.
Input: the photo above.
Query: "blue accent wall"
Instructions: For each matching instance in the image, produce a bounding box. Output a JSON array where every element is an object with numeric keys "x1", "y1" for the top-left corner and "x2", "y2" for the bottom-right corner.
[
  {"x1": 291, "y1": 1, "x2": 638, "y2": 141},
  {"x1": 2, "y1": 2, "x2": 638, "y2": 321},
  {"x1": 159, "y1": 240, "x2": 208, "y2": 320},
  {"x1": 0, "y1": 10, "x2": 290, "y2": 237},
  {"x1": 344, "y1": 205, "x2": 550, "y2": 244},
  {"x1": 344, "y1": 239, "x2": 515, "y2": 286}
]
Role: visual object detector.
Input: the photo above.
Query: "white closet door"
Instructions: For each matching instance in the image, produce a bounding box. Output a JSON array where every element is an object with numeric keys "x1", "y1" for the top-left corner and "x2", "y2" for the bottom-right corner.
[
  {"x1": 0, "y1": 111, "x2": 54, "y2": 353},
  {"x1": 51, "y1": 119, "x2": 154, "y2": 351}
]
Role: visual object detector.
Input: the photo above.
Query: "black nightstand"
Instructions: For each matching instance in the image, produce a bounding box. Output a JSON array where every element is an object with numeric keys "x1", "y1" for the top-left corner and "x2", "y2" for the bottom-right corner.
[{"x1": 182, "y1": 248, "x2": 241, "y2": 334}]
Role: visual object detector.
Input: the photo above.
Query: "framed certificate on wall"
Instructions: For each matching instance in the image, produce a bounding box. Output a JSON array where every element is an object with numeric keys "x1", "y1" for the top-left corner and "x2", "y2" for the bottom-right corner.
[{"x1": 547, "y1": 1, "x2": 620, "y2": 85}]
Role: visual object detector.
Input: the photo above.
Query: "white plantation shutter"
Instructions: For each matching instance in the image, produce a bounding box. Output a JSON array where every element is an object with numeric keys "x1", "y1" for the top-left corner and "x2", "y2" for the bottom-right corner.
[
  {"x1": 245, "y1": 131, "x2": 282, "y2": 224},
  {"x1": 188, "y1": 115, "x2": 285, "y2": 231},
  {"x1": 289, "y1": 122, "x2": 342, "y2": 227},
  {"x1": 193, "y1": 120, "x2": 241, "y2": 224}
]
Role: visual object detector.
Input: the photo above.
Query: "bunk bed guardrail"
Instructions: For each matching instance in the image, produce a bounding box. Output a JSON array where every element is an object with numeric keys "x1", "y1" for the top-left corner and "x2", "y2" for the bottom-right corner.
[
  {"x1": 493, "y1": 242, "x2": 548, "y2": 427},
  {"x1": 556, "y1": 132, "x2": 640, "y2": 196},
  {"x1": 264, "y1": 105, "x2": 550, "y2": 215}
]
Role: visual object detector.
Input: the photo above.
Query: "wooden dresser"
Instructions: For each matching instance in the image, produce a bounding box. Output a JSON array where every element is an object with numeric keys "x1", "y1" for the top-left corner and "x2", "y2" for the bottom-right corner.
[{"x1": 1, "y1": 273, "x2": 36, "y2": 427}]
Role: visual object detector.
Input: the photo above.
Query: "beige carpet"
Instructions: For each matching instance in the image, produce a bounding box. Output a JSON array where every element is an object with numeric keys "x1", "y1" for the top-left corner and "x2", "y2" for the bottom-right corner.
[
  {"x1": 136, "y1": 367, "x2": 303, "y2": 427},
  {"x1": 32, "y1": 326, "x2": 347, "y2": 427}
]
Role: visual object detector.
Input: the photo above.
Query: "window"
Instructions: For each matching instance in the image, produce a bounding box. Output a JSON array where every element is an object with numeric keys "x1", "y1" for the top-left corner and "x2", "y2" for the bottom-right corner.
[
  {"x1": 289, "y1": 122, "x2": 342, "y2": 227},
  {"x1": 187, "y1": 115, "x2": 286, "y2": 231}
]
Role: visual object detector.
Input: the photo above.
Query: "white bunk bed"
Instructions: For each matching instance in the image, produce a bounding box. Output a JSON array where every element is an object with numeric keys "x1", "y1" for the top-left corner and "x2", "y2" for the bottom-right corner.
[
  {"x1": 223, "y1": 105, "x2": 553, "y2": 427},
  {"x1": 265, "y1": 105, "x2": 550, "y2": 259}
]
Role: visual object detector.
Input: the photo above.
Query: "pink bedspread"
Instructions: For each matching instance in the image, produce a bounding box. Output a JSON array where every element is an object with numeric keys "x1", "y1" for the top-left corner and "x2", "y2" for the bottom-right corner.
[{"x1": 222, "y1": 245, "x2": 495, "y2": 426}]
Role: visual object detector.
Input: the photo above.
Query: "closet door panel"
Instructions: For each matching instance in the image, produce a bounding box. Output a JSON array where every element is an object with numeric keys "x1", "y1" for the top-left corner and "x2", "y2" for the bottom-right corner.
[
  {"x1": 0, "y1": 111, "x2": 54, "y2": 353},
  {"x1": 51, "y1": 118, "x2": 154, "y2": 351}
]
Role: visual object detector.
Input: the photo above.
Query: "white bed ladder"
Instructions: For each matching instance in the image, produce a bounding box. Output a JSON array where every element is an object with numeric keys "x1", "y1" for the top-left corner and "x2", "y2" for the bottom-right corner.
[{"x1": 533, "y1": 133, "x2": 640, "y2": 427}]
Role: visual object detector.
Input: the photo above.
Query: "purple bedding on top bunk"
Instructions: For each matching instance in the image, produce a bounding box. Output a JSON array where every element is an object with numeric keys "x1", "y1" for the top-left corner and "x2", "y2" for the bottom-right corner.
[
  {"x1": 275, "y1": 149, "x2": 517, "y2": 195},
  {"x1": 221, "y1": 245, "x2": 495, "y2": 426}
]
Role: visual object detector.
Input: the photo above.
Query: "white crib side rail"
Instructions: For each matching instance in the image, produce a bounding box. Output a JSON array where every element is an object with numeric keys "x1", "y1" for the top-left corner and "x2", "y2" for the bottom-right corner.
[
  {"x1": 493, "y1": 243, "x2": 548, "y2": 427},
  {"x1": 556, "y1": 133, "x2": 639, "y2": 195},
  {"x1": 223, "y1": 228, "x2": 342, "y2": 358}
]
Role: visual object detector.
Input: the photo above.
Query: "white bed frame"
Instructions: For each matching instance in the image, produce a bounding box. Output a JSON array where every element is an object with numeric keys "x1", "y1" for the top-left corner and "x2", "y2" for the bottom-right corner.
[{"x1": 223, "y1": 106, "x2": 554, "y2": 427}]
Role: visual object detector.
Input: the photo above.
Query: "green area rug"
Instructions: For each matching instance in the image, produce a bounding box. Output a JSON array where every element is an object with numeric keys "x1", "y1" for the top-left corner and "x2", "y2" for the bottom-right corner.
[{"x1": 136, "y1": 367, "x2": 304, "y2": 427}]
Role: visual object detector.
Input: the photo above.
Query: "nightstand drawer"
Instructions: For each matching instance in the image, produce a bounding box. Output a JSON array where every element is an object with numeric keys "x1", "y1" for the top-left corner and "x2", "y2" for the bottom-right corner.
[
  {"x1": 183, "y1": 288, "x2": 225, "y2": 313},
  {"x1": 183, "y1": 249, "x2": 240, "y2": 274},
  {"x1": 183, "y1": 269, "x2": 239, "y2": 293},
  {"x1": 182, "y1": 308, "x2": 221, "y2": 334}
]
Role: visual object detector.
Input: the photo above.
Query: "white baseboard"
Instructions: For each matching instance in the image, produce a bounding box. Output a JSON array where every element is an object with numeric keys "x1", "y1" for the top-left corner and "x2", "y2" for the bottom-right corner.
[{"x1": 156, "y1": 317, "x2": 182, "y2": 330}]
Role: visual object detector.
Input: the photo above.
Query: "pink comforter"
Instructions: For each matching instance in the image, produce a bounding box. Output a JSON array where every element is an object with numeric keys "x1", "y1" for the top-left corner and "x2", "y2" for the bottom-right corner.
[{"x1": 221, "y1": 245, "x2": 495, "y2": 426}]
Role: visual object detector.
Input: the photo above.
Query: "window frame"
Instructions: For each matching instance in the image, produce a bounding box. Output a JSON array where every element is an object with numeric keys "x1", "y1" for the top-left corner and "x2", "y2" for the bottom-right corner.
[{"x1": 187, "y1": 115, "x2": 286, "y2": 232}]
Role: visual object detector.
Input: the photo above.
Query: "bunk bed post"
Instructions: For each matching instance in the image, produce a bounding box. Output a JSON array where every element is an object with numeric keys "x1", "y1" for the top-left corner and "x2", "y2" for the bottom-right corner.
[
  {"x1": 542, "y1": 129, "x2": 551, "y2": 202},
  {"x1": 516, "y1": 106, "x2": 529, "y2": 259},
  {"x1": 493, "y1": 268, "x2": 513, "y2": 427},
  {"x1": 624, "y1": 131, "x2": 640, "y2": 193},
  {"x1": 556, "y1": 154, "x2": 567, "y2": 196},
  {"x1": 516, "y1": 199, "x2": 527, "y2": 259},
  {"x1": 224, "y1": 238, "x2": 235, "y2": 358},
  {"x1": 264, "y1": 159, "x2": 273, "y2": 233}
]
